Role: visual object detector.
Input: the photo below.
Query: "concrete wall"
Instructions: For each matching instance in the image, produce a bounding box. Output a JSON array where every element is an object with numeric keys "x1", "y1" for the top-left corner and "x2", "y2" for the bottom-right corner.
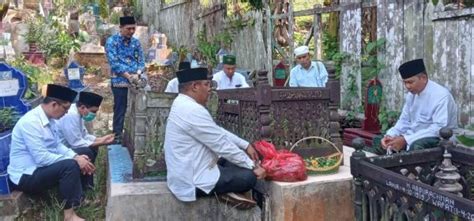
[
  {"x1": 138, "y1": 0, "x2": 269, "y2": 71},
  {"x1": 341, "y1": 1, "x2": 473, "y2": 126}
]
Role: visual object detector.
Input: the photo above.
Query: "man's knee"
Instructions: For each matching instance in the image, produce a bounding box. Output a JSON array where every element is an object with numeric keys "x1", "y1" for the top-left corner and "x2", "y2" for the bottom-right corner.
[
  {"x1": 409, "y1": 137, "x2": 440, "y2": 151},
  {"x1": 60, "y1": 159, "x2": 81, "y2": 173},
  {"x1": 242, "y1": 169, "x2": 257, "y2": 190}
]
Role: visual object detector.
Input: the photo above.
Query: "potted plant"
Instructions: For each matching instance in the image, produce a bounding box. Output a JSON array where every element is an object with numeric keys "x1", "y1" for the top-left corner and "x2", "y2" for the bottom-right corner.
[{"x1": 22, "y1": 18, "x2": 46, "y2": 64}]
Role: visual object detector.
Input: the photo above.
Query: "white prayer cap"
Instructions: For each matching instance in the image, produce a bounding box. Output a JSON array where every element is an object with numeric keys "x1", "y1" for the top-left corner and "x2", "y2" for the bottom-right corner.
[{"x1": 294, "y1": 46, "x2": 309, "y2": 57}]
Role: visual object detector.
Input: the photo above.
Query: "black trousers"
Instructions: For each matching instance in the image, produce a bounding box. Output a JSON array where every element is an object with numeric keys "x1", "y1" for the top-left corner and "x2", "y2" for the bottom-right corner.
[
  {"x1": 73, "y1": 147, "x2": 97, "y2": 189},
  {"x1": 112, "y1": 87, "x2": 128, "y2": 138},
  {"x1": 196, "y1": 159, "x2": 257, "y2": 197},
  {"x1": 12, "y1": 159, "x2": 83, "y2": 209}
]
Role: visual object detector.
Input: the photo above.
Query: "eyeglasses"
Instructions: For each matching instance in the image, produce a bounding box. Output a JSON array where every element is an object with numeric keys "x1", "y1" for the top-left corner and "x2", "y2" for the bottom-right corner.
[{"x1": 58, "y1": 102, "x2": 70, "y2": 111}]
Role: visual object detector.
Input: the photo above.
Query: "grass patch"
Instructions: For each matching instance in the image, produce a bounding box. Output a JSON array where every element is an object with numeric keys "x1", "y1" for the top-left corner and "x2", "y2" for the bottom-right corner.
[
  {"x1": 457, "y1": 135, "x2": 474, "y2": 147},
  {"x1": 15, "y1": 148, "x2": 108, "y2": 220}
]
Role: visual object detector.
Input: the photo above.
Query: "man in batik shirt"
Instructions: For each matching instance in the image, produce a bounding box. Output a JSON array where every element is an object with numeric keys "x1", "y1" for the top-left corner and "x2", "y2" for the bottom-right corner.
[{"x1": 105, "y1": 16, "x2": 145, "y2": 143}]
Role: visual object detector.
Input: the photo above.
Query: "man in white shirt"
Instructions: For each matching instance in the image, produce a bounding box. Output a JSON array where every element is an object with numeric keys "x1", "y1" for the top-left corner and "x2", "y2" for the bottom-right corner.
[
  {"x1": 212, "y1": 55, "x2": 249, "y2": 90},
  {"x1": 8, "y1": 84, "x2": 95, "y2": 221},
  {"x1": 57, "y1": 91, "x2": 114, "y2": 188},
  {"x1": 164, "y1": 67, "x2": 265, "y2": 208},
  {"x1": 380, "y1": 59, "x2": 457, "y2": 153},
  {"x1": 289, "y1": 45, "x2": 328, "y2": 87},
  {"x1": 164, "y1": 61, "x2": 191, "y2": 93}
]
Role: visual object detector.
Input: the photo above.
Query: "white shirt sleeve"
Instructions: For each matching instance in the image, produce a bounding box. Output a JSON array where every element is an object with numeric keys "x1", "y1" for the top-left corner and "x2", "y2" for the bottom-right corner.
[
  {"x1": 386, "y1": 96, "x2": 411, "y2": 137},
  {"x1": 58, "y1": 114, "x2": 95, "y2": 149},
  {"x1": 403, "y1": 96, "x2": 454, "y2": 146},
  {"x1": 220, "y1": 127, "x2": 250, "y2": 150},
  {"x1": 20, "y1": 123, "x2": 74, "y2": 167},
  {"x1": 289, "y1": 67, "x2": 298, "y2": 87},
  {"x1": 317, "y1": 62, "x2": 329, "y2": 87},
  {"x1": 183, "y1": 106, "x2": 255, "y2": 169}
]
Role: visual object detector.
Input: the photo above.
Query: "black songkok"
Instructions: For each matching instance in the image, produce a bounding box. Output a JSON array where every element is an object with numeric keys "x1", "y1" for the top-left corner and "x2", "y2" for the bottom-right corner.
[
  {"x1": 398, "y1": 59, "x2": 426, "y2": 79},
  {"x1": 120, "y1": 16, "x2": 136, "y2": 26},
  {"x1": 46, "y1": 84, "x2": 77, "y2": 103},
  {"x1": 177, "y1": 68, "x2": 208, "y2": 84},
  {"x1": 79, "y1": 91, "x2": 103, "y2": 107}
]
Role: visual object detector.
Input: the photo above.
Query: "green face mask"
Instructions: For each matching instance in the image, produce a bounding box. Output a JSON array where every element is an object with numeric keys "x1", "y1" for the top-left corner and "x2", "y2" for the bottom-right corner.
[{"x1": 82, "y1": 112, "x2": 96, "y2": 122}]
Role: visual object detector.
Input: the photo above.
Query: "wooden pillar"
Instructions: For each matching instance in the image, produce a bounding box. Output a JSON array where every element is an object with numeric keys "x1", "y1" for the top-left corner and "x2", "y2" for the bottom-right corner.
[
  {"x1": 257, "y1": 70, "x2": 272, "y2": 141},
  {"x1": 313, "y1": 5, "x2": 322, "y2": 60},
  {"x1": 326, "y1": 62, "x2": 343, "y2": 150}
]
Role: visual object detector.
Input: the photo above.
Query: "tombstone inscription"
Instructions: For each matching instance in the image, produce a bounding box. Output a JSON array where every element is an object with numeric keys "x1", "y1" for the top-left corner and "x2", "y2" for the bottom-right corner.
[
  {"x1": 0, "y1": 62, "x2": 29, "y2": 115},
  {"x1": 64, "y1": 61, "x2": 86, "y2": 92}
]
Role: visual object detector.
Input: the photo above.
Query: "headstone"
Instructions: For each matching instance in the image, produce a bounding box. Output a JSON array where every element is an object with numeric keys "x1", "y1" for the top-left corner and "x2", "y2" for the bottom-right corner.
[
  {"x1": 273, "y1": 60, "x2": 287, "y2": 87},
  {"x1": 0, "y1": 62, "x2": 29, "y2": 115},
  {"x1": 362, "y1": 78, "x2": 382, "y2": 132},
  {"x1": 64, "y1": 61, "x2": 86, "y2": 92},
  {"x1": 343, "y1": 78, "x2": 383, "y2": 147}
]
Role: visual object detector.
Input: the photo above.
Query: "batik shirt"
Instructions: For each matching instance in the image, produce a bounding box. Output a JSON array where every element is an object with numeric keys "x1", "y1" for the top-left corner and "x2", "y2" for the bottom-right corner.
[{"x1": 105, "y1": 34, "x2": 145, "y2": 88}]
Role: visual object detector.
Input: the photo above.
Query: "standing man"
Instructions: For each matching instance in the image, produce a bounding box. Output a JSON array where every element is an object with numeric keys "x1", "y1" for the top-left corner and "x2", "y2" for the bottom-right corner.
[
  {"x1": 105, "y1": 16, "x2": 145, "y2": 143},
  {"x1": 56, "y1": 91, "x2": 115, "y2": 188},
  {"x1": 164, "y1": 68, "x2": 265, "y2": 208},
  {"x1": 289, "y1": 45, "x2": 328, "y2": 87},
  {"x1": 380, "y1": 59, "x2": 457, "y2": 153},
  {"x1": 8, "y1": 84, "x2": 95, "y2": 221},
  {"x1": 212, "y1": 55, "x2": 249, "y2": 90}
]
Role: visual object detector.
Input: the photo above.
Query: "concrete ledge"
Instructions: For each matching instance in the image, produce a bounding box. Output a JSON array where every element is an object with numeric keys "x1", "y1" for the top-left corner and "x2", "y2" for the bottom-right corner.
[
  {"x1": 265, "y1": 166, "x2": 354, "y2": 221},
  {"x1": 106, "y1": 144, "x2": 261, "y2": 221},
  {"x1": 107, "y1": 181, "x2": 261, "y2": 221}
]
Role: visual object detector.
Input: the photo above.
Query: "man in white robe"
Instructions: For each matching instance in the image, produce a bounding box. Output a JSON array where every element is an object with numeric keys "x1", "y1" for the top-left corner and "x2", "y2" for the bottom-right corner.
[
  {"x1": 380, "y1": 59, "x2": 457, "y2": 153},
  {"x1": 164, "y1": 67, "x2": 265, "y2": 208}
]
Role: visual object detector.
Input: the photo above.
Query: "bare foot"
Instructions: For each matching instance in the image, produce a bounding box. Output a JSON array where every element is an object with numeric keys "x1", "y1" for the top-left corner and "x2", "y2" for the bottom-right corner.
[{"x1": 64, "y1": 209, "x2": 85, "y2": 221}]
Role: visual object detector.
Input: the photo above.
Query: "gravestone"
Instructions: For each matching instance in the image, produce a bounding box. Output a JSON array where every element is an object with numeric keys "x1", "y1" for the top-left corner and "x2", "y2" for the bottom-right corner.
[
  {"x1": 0, "y1": 62, "x2": 29, "y2": 115},
  {"x1": 64, "y1": 61, "x2": 86, "y2": 92},
  {"x1": 273, "y1": 60, "x2": 287, "y2": 87},
  {"x1": 0, "y1": 62, "x2": 29, "y2": 195},
  {"x1": 343, "y1": 78, "x2": 383, "y2": 147}
]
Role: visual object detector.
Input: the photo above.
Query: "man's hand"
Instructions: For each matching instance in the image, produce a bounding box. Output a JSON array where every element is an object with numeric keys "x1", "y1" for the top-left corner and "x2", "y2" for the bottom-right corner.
[
  {"x1": 246, "y1": 145, "x2": 259, "y2": 161},
  {"x1": 100, "y1": 134, "x2": 115, "y2": 145},
  {"x1": 386, "y1": 136, "x2": 407, "y2": 151},
  {"x1": 74, "y1": 155, "x2": 96, "y2": 175},
  {"x1": 253, "y1": 164, "x2": 266, "y2": 179},
  {"x1": 381, "y1": 136, "x2": 394, "y2": 149}
]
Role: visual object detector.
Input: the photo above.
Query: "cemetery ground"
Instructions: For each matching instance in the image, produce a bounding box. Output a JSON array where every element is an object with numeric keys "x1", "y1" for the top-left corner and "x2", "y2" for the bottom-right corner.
[{"x1": 15, "y1": 67, "x2": 112, "y2": 220}]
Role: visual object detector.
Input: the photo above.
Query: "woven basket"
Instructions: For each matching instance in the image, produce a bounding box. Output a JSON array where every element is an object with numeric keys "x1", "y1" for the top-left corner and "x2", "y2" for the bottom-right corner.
[{"x1": 290, "y1": 136, "x2": 342, "y2": 175}]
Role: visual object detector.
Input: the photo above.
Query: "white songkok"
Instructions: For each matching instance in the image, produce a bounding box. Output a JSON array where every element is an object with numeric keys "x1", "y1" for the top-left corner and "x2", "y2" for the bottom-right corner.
[{"x1": 294, "y1": 46, "x2": 309, "y2": 57}]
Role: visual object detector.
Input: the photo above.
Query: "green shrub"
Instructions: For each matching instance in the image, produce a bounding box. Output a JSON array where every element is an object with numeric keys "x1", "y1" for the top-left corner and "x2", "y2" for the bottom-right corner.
[{"x1": 0, "y1": 107, "x2": 20, "y2": 133}]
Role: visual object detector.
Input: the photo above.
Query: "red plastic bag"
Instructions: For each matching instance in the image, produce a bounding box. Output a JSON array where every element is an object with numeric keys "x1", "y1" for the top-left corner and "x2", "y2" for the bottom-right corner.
[{"x1": 253, "y1": 140, "x2": 307, "y2": 182}]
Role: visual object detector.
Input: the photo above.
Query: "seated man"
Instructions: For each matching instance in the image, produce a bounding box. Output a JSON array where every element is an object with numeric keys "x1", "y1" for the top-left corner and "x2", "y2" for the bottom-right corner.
[
  {"x1": 164, "y1": 67, "x2": 265, "y2": 207},
  {"x1": 57, "y1": 91, "x2": 114, "y2": 187},
  {"x1": 164, "y1": 61, "x2": 191, "y2": 93},
  {"x1": 212, "y1": 55, "x2": 249, "y2": 90},
  {"x1": 289, "y1": 45, "x2": 328, "y2": 87},
  {"x1": 8, "y1": 84, "x2": 95, "y2": 221},
  {"x1": 381, "y1": 59, "x2": 458, "y2": 153}
]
